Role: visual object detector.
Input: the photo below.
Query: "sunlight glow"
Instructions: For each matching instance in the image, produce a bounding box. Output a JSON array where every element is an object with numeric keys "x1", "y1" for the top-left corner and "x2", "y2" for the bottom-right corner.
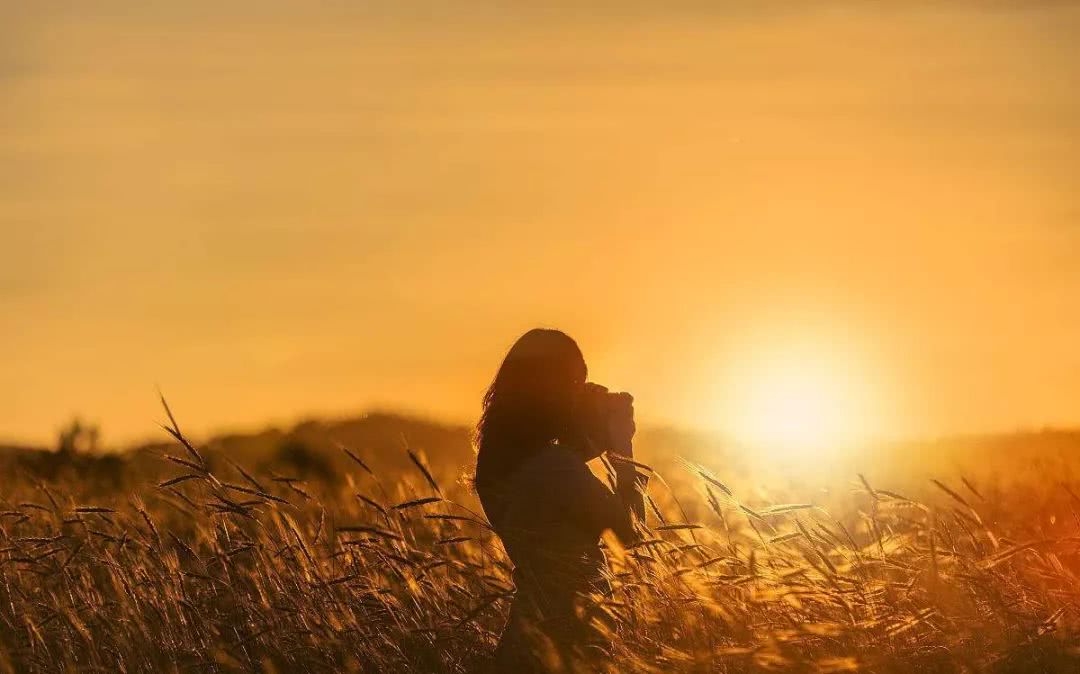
[{"x1": 720, "y1": 339, "x2": 880, "y2": 456}]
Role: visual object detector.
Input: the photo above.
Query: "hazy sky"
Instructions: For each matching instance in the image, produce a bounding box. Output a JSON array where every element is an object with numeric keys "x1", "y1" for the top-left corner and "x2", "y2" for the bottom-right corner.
[{"x1": 2, "y1": 1, "x2": 1078, "y2": 446}]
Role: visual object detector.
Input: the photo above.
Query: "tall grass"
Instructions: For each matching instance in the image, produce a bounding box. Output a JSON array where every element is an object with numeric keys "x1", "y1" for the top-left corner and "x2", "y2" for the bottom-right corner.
[{"x1": 0, "y1": 408, "x2": 1077, "y2": 673}]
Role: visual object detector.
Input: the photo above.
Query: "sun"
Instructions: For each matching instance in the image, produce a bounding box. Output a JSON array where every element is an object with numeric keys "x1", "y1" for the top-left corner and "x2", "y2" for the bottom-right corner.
[
  {"x1": 718, "y1": 340, "x2": 879, "y2": 455},
  {"x1": 736, "y1": 365, "x2": 853, "y2": 452}
]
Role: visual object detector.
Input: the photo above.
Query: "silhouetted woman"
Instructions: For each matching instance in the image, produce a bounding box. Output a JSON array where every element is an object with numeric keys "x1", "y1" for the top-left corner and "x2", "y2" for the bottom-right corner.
[{"x1": 475, "y1": 329, "x2": 647, "y2": 673}]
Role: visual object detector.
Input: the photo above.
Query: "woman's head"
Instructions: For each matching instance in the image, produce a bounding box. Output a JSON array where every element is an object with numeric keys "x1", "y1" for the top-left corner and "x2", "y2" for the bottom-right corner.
[{"x1": 475, "y1": 328, "x2": 587, "y2": 486}]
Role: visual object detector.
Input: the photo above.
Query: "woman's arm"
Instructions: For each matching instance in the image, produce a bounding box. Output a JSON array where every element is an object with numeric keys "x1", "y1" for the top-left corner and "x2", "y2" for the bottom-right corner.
[
  {"x1": 607, "y1": 394, "x2": 647, "y2": 537},
  {"x1": 556, "y1": 393, "x2": 646, "y2": 544},
  {"x1": 559, "y1": 459, "x2": 646, "y2": 545}
]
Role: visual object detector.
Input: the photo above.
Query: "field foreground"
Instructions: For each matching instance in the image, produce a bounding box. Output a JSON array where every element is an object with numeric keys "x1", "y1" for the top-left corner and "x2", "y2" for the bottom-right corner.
[{"x1": 1, "y1": 412, "x2": 1079, "y2": 673}]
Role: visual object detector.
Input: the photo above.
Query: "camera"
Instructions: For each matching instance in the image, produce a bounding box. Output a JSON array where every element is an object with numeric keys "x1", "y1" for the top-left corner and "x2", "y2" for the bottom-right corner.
[{"x1": 576, "y1": 383, "x2": 634, "y2": 453}]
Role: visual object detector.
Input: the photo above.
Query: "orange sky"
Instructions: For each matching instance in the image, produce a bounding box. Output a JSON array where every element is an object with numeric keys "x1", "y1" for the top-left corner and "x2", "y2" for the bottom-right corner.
[{"x1": 2, "y1": 2, "x2": 1078, "y2": 446}]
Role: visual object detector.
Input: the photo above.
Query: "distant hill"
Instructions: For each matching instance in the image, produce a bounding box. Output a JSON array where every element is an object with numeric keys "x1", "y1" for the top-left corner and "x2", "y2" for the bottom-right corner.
[
  {"x1": 0, "y1": 412, "x2": 739, "y2": 496},
  {"x1": 3, "y1": 412, "x2": 1080, "y2": 498}
]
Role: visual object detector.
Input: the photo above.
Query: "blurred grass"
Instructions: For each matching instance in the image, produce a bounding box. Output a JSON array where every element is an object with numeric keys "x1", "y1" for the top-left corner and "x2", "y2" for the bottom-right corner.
[{"x1": 0, "y1": 407, "x2": 1078, "y2": 672}]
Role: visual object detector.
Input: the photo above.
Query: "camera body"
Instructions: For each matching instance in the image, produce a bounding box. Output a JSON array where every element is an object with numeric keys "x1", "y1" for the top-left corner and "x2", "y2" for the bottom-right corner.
[{"x1": 576, "y1": 383, "x2": 634, "y2": 454}]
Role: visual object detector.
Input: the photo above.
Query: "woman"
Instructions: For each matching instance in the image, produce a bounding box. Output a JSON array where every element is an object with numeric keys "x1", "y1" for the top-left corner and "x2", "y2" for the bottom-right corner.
[{"x1": 475, "y1": 328, "x2": 647, "y2": 673}]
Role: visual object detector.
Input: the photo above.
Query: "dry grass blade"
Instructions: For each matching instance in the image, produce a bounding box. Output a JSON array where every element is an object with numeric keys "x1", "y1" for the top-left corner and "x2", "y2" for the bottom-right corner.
[
  {"x1": 760, "y1": 504, "x2": 815, "y2": 515},
  {"x1": 164, "y1": 454, "x2": 206, "y2": 473},
  {"x1": 858, "y1": 473, "x2": 877, "y2": 499},
  {"x1": 340, "y1": 445, "x2": 373, "y2": 475},
  {"x1": 740, "y1": 504, "x2": 766, "y2": 523},
  {"x1": 225, "y1": 457, "x2": 266, "y2": 493},
  {"x1": 338, "y1": 525, "x2": 404, "y2": 541},
  {"x1": 608, "y1": 454, "x2": 655, "y2": 473},
  {"x1": 697, "y1": 470, "x2": 734, "y2": 497},
  {"x1": 931, "y1": 479, "x2": 972, "y2": 510},
  {"x1": 158, "y1": 474, "x2": 203, "y2": 488},
  {"x1": 158, "y1": 391, "x2": 204, "y2": 465},
  {"x1": 223, "y1": 483, "x2": 290, "y2": 505},
  {"x1": 769, "y1": 531, "x2": 803, "y2": 544},
  {"x1": 407, "y1": 450, "x2": 442, "y2": 496},
  {"x1": 961, "y1": 476, "x2": 984, "y2": 502},
  {"x1": 436, "y1": 536, "x2": 472, "y2": 545},
  {"x1": 357, "y1": 494, "x2": 389, "y2": 517},
  {"x1": 392, "y1": 497, "x2": 443, "y2": 510}
]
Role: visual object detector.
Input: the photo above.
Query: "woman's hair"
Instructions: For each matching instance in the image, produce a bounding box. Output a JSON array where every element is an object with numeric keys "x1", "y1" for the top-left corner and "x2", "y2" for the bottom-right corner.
[{"x1": 474, "y1": 328, "x2": 587, "y2": 488}]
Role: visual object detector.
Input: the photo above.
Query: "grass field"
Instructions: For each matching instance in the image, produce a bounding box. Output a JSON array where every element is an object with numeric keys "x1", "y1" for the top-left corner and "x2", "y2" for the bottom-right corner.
[{"x1": 1, "y1": 404, "x2": 1078, "y2": 673}]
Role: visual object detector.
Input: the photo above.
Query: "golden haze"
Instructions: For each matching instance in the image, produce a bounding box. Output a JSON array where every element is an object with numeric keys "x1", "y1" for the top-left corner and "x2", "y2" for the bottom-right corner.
[{"x1": 2, "y1": 2, "x2": 1078, "y2": 446}]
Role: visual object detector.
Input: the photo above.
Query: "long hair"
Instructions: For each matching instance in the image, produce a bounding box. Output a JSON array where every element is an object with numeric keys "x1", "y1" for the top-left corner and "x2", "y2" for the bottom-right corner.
[{"x1": 475, "y1": 329, "x2": 587, "y2": 491}]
